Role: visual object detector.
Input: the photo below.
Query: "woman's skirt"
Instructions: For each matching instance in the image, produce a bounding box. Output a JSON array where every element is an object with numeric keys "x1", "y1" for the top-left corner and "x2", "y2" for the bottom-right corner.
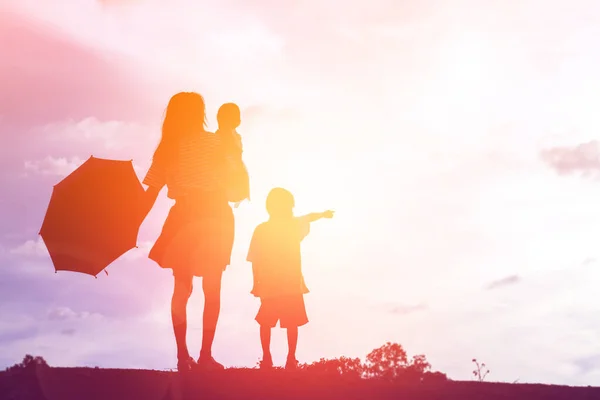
[{"x1": 148, "y1": 192, "x2": 234, "y2": 277}]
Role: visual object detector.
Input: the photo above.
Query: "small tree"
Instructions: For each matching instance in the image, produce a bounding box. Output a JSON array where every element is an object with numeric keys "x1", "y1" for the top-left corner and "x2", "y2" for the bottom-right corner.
[
  {"x1": 365, "y1": 342, "x2": 409, "y2": 380},
  {"x1": 408, "y1": 354, "x2": 431, "y2": 374},
  {"x1": 403, "y1": 354, "x2": 432, "y2": 382}
]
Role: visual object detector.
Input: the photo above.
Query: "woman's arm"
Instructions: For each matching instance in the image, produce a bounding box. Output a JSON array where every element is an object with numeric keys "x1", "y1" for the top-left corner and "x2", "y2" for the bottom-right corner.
[{"x1": 140, "y1": 154, "x2": 167, "y2": 221}]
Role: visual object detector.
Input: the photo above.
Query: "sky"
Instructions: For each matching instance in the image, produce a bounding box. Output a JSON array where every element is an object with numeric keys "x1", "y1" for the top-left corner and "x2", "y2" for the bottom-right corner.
[{"x1": 1, "y1": 0, "x2": 600, "y2": 386}]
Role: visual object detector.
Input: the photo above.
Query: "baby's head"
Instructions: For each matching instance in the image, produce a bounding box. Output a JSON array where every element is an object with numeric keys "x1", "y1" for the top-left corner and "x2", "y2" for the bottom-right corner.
[
  {"x1": 266, "y1": 187, "x2": 295, "y2": 219},
  {"x1": 217, "y1": 103, "x2": 241, "y2": 131}
]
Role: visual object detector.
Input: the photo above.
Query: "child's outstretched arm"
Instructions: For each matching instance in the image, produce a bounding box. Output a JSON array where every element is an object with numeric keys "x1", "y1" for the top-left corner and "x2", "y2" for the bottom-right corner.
[{"x1": 298, "y1": 210, "x2": 335, "y2": 223}]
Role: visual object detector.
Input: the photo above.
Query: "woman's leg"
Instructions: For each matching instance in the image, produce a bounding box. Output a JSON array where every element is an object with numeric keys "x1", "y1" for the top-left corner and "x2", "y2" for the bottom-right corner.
[
  {"x1": 199, "y1": 268, "x2": 223, "y2": 362},
  {"x1": 172, "y1": 274, "x2": 193, "y2": 363},
  {"x1": 260, "y1": 325, "x2": 273, "y2": 366}
]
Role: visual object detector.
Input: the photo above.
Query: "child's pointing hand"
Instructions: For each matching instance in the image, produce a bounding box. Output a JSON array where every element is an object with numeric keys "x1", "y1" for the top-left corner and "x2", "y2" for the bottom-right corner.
[{"x1": 322, "y1": 210, "x2": 335, "y2": 219}]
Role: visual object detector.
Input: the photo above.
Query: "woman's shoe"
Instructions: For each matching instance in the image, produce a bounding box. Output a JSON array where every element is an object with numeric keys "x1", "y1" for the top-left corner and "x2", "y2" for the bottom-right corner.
[
  {"x1": 259, "y1": 358, "x2": 273, "y2": 370},
  {"x1": 196, "y1": 355, "x2": 225, "y2": 371},
  {"x1": 285, "y1": 358, "x2": 298, "y2": 370},
  {"x1": 177, "y1": 356, "x2": 196, "y2": 372}
]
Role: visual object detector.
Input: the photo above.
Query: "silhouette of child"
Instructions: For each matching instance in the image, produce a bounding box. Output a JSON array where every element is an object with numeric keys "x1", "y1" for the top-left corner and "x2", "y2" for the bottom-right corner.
[
  {"x1": 216, "y1": 103, "x2": 243, "y2": 154},
  {"x1": 216, "y1": 103, "x2": 249, "y2": 205},
  {"x1": 247, "y1": 187, "x2": 334, "y2": 370}
]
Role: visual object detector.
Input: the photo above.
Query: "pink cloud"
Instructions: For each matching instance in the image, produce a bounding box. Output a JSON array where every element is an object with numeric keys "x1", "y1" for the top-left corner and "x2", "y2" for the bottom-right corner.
[
  {"x1": 541, "y1": 141, "x2": 600, "y2": 179},
  {"x1": 97, "y1": 0, "x2": 139, "y2": 5},
  {"x1": 486, "y1": 275, "x2": 521, "y2": 290}
]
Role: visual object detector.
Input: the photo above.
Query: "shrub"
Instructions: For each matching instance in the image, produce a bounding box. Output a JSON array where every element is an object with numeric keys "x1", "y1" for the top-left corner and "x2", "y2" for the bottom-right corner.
[
  {"x1": 298, "y1": 342, "x2": 444, "y2": 383},
  {"x1": 5, "y1": 355, "x2": 49, "y2": 373}
]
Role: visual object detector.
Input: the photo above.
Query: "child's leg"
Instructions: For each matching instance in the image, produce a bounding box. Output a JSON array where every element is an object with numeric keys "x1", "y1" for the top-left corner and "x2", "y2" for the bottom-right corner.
[
  {"x1": 286, "y1": 326, "x2": 298, "y2": 362},
  {"x1": 260, "y1": 325, "x2": 272, "y2": 364},
  {"x1": 283, "y1": 294, "x2": 307, "y2": 369}
]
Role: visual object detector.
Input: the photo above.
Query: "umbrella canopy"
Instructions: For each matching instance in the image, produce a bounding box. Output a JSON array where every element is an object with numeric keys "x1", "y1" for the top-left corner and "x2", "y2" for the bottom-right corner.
[{"x1": 40, "y1": 156, "x2": 146, "y2": 277}]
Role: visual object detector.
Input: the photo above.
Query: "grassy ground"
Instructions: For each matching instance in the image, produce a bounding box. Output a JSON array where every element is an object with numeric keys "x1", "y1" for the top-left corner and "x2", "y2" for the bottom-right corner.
[{"x1": 1, "y1": 366, "x2": 599, "y2": 400}]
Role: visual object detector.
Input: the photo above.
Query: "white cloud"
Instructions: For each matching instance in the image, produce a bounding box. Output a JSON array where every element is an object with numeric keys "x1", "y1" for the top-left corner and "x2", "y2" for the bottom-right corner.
[
  {"x1": 10, "y1": 238, "x2": 48, "y2": 257},
  {"x1": 41, "y1": 117, "x2": 150, "y2": 152},
  {"x1": 47, "y1": 306, "x2": 103, "y2": 321},
  {"x1": 21, "y1": 117, "x2": 154, "y2": 180},
  {"x1": 24, "y1": 156, "x2": 84, "y2": 177}
]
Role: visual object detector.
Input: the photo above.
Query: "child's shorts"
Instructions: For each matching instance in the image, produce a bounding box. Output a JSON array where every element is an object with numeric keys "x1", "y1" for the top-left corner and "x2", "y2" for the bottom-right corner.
[{"x1": 256, "y1": 294, "x2": 308, "y2": 328}]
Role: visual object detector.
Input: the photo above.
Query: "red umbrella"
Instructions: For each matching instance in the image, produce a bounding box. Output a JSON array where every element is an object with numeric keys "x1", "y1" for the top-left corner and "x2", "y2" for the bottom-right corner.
[{"x1": 39, "y1": 156, "x2": 145, "y2": 277}]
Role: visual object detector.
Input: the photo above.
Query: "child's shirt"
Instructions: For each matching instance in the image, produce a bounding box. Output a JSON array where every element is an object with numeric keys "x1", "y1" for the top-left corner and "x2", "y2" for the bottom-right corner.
[{"x1": 247, "y1": 217, "x2": 311, "y2": 299}]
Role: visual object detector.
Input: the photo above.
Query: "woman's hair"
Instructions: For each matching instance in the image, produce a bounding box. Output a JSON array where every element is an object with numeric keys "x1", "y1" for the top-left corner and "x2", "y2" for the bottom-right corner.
[
  {"x1": 266, "y1": 187, "x2": 295, "y2": 217},
  {"x1": 153, "y1": 92, "x2": 206, "y2": 166},
  {"x1": 217, "y1": 103, "x2": 241, "y2": 130}
]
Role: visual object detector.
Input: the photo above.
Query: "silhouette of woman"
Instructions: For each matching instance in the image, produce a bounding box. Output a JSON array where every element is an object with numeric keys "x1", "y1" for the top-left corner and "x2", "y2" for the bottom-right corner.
[{"x1": 140, "y1": 92, "x2": 244, "y2": 371}]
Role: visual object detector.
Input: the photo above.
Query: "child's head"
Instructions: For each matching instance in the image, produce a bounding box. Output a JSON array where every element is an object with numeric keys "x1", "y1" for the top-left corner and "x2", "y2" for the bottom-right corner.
[
  {"x1": 217, "y1": 103, "x2": 241, "y2": 130},
  {"x1": 266, "y1": 187, "x2": 295, "y2": 218}
]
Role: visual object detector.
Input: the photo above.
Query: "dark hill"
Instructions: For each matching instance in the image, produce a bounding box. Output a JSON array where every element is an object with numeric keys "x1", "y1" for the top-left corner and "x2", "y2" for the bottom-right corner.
[{"x1": 1, "y1": 367, "x2": 599, "y2": 400}]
